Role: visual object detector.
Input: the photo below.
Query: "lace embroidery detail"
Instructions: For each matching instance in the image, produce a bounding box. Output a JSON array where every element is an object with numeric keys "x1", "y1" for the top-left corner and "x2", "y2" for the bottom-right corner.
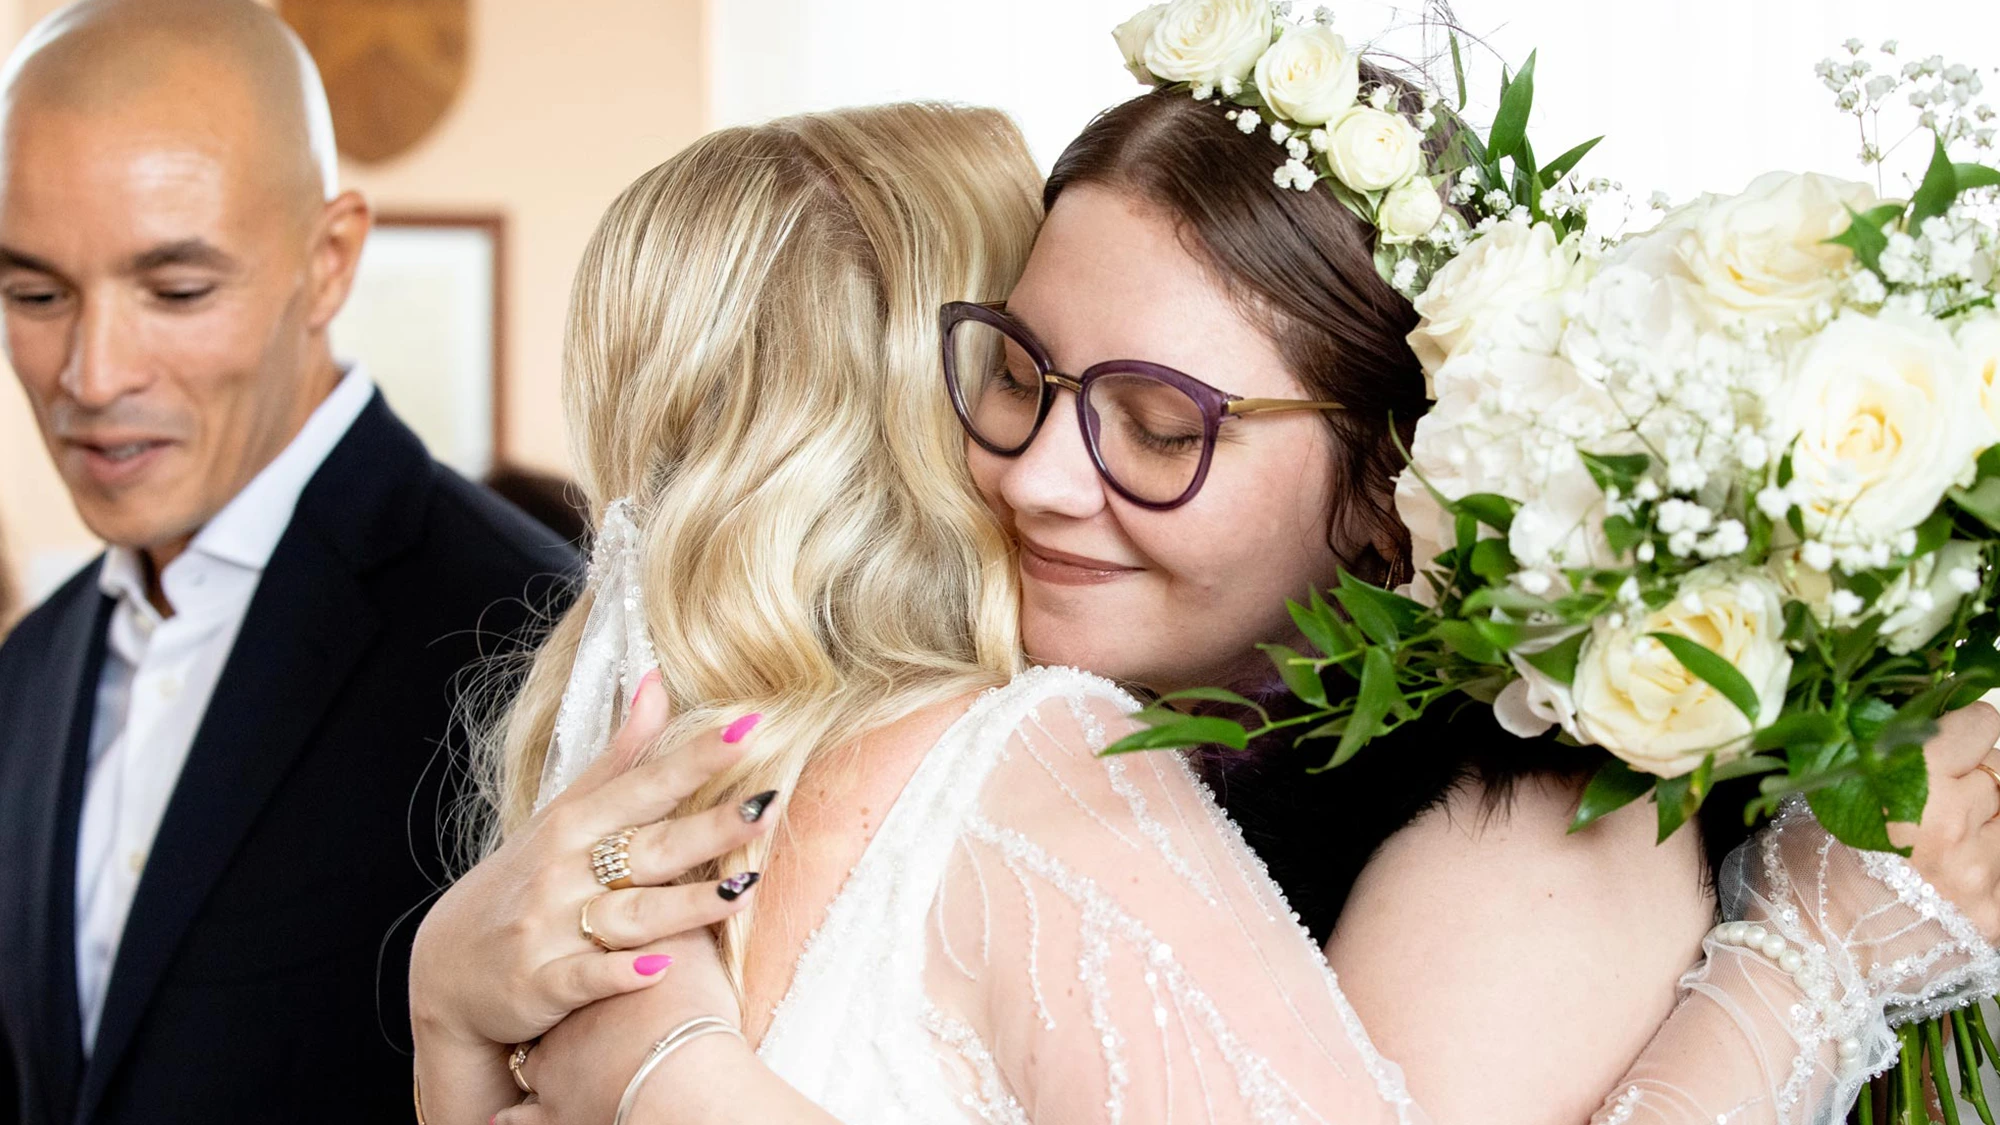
[{"x1": 921, "y1": 1004, "x2": 1031, "y2": 1125}]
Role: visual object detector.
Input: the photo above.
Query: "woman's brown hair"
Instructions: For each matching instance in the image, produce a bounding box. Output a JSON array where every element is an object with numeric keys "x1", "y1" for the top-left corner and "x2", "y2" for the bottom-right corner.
[{"x1": 1043, "y1": 76, "x2": 1443, "y2": 585}]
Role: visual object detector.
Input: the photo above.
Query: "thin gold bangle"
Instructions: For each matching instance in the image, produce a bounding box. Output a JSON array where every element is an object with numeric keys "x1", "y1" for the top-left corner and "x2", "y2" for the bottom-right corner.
[
  {"x1": 412, "y1": 1066, "x2": 428, "y2": 1125},
  {"x1": 613, "y1": 1017, "x2": 744, "y2": 1125}
]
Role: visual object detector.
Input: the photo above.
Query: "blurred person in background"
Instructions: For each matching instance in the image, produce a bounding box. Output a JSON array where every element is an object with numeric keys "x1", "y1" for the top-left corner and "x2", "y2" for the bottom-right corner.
[{"x1": 0, "y1": 2, "x2": 574, "y2": 1123}]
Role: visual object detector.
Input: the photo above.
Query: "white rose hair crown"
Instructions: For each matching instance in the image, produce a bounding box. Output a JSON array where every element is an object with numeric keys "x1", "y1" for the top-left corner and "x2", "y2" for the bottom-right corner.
[{"x1": 1113, "y1": 0, "x2": 1608, "y2": 296}]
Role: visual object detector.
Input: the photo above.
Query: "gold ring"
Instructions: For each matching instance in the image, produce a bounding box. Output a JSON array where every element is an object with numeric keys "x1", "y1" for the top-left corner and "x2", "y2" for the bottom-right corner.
[
  {"x1": 591, "y1": 826, "x2": 640, "y2": 890},
  {"x1": 1978, "y1": 762, "x2": 2000, "y2": 801},
  {"x1": 509, "y1": 1040, "x2": 537, "y2": 1096},
  {"x1": 580, "y1": 892, "x2": 621, "y2": 952}
]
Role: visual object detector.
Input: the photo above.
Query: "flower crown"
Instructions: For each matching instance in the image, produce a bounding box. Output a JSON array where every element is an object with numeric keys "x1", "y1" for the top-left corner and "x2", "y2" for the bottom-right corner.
[{"x1": 1113, "y1": 0, "x2": 1604, "y2": 296}]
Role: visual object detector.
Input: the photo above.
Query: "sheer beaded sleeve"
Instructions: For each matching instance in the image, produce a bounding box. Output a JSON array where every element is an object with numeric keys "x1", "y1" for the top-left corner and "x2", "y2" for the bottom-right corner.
[
  {"x1": 920, "y1": 680, "x2": 1424, "y2": 1125},
  {"x1": 1592, "y1": 800, "x2": 2000, "y2": 1125}
]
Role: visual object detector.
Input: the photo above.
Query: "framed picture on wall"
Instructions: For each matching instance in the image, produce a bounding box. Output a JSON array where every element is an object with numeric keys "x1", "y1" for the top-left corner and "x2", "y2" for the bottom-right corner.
[{"x1": 331, "y1": 212, "x2": 505, "y2": 476}]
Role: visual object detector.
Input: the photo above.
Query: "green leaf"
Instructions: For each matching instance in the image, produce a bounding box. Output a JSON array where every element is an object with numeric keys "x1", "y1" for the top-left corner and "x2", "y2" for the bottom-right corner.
[
  {"x1": 1579, "y1": 450, "x2": 1651, "y2": 494},
  {"x1": 1262, "y1": 644, "x2": 1328, "y2": 708},
  {"x1": 1808, "y1": 775, "x2": 1901, "y2": 853},
  {"x1": 1753, "y1": 709, "x2": 1840, "y2": 752},
  {"x1": 1875, "y1": 742, "x2": 1930, "y2": 825},
  {"x1": 1325, "y1": 647, "x2": 1397, "y2": 769},
  {"x1": 1602, "y1": 514, "x2": 1644, "y2": 556},
  {"x1": 1470, "y1": 616, "x2": 1528, "y2": 653},
  {"x1": 1538, "y1": 136, "x2": 1603, "y2": 188},
  {"x1": 1913, "y1": 509, "x2": 1954, "y2": 558},
  {"x1": 1911, "y1": 136, "x2": 1960, "y2": 234},
  {"x1": 1653, "y1": 770, "x2": 1701, "y2": 842},
  {"x1": 1331, "y1": 570, "x2": 1427, "y2": 647},
  {"x1": 1849, "y1": 696, "x2": 1899, "y2": 747},
  {"x1": 1569, "y1": 759, "x2": 1654, "y2": 833},
  {"x1": 1777, "y1": 448, "x2": 1795, "y2": 489},
  {"x1": 1485, "y1": 50, "x2": 1537, "y2": 162},
  {"x1": 1952, "y1": 477, "x2": 2000, "y2": 532},
  {"x1": 1954, "y1": 162, "x2": 2000, "y2": 191},
  {"x1": 1434, "y1": 619, "x2": 1504, "y2": 664},
  {"x1": 1712, "y1": 754, "x2": 1787, "y2": 783},
  {"x1": 1102, "y1": 715, "x2": 1250, "y2": 755},
  {"x1": 1288, "y1": 597, "x2": 1339, "y2": 657},
  {"x1": 1153, "y1": 686, "x2": 1269, "y2": 719},
  {"x1": 1520, "y1": 631, "x2": 1586, "y2": 686},
  {"x1": 1457, "y1": 492, "x2": 1519, "y2": 534},
  {"x1": 1647, "y1": 632, "x2": 1762, "y2": 723},
  {"x1": 1449, "y1": 31, "x2": 1468, "y2": 110},
  {"x1": 1824, "y1": 203, "x2": 1897, "y2": 275},
  {"x1": 1468, "y1": 537, "x2": 1517, "y2": 583},
  {"x1": 1454, "y1": 510, "x2": 1478, "y2": 555}
]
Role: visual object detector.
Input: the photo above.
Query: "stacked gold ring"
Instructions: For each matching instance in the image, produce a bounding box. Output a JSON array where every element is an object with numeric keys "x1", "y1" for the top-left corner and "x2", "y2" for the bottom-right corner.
[{"x1": 591, "y1": 826, "x2": 640, "y2": 890}]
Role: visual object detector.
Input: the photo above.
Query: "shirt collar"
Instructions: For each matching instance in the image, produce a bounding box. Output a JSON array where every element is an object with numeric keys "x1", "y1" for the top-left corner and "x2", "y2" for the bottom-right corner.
[
  {"x1": 186, "y1": 364, "x2": 375, "y2": 571},
  {"x1": 94, "y1": 365, "x2": 375, "y2": 604}
]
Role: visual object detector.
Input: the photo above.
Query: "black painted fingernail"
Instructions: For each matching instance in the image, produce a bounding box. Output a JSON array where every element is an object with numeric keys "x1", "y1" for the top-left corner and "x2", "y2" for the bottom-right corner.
[
  {"x1": 739, "y1": 790, "x2": 778, "y2": 823},
  {"x1": 717, "y1": 871, "x2": 760, "y2": 901}
]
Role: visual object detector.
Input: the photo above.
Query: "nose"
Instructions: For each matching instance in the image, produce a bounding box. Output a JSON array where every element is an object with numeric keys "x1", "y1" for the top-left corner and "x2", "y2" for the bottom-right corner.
[
  {"x1": 60, "y1": 294, "x2": 150, "y2": 410},
  {"x1": 993, "y1": 388, "x2": 1108, "y2": 522}
]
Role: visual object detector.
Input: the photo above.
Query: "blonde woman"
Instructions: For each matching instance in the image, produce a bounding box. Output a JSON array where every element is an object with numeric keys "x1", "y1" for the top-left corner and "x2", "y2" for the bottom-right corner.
[{"x1": 410, "y1": 103, "x2": 1394, "y2": 1124}]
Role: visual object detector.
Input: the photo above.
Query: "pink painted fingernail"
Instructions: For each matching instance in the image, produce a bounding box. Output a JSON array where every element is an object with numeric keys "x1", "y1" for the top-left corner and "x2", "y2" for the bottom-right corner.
[
  {"x1": 721, "y1": 713, "x2": 762, "y2": 744},
  {"x1": 630, "y1": 670, "x2": 660, "y2": 709},
  {"x1": 634, "y1": 954, "x2": 673, "y2": 975}
]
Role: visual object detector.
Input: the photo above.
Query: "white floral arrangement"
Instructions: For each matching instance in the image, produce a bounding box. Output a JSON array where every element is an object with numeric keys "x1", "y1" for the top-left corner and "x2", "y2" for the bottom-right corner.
[
  {"x1": 1113, "y1": 42, "x2": 2000, "y2": 860},
  {"x1": 1111, "y1": 0, "x2": 1609, "y2": 296}
]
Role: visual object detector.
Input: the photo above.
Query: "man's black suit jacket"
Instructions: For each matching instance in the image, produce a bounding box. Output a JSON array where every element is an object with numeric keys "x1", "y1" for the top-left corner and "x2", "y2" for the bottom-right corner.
[{"x1": 0, "y1": 393, "x2": 578, "y2": 1124}]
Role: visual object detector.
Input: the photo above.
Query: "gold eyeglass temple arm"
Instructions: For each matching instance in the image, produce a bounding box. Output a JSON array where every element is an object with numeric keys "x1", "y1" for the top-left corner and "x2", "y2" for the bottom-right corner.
[{"x1": 1225, "y1": 398, "x2": 1347, "y2": 416}]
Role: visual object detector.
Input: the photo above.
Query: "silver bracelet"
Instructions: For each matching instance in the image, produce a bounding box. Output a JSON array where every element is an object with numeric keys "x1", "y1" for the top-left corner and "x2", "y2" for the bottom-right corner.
[{"x1": 613, "y1": 1015, "x2": 746, "y2": 1125}]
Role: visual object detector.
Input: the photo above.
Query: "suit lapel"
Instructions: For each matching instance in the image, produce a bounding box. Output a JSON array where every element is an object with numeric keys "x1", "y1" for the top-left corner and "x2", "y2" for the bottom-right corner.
[
  {"x1": 74, "y1": 394, "x2": 429, "y2": 1120},
  {"x1": 1, "y1": 578, "x2": 109, "y2": 1125}
]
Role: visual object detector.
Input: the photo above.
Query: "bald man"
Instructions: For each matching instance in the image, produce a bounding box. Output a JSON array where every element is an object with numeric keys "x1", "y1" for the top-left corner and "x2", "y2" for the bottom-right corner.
[{"x1": 0, "y1": 3, "x2": 576, "y2": 1122}]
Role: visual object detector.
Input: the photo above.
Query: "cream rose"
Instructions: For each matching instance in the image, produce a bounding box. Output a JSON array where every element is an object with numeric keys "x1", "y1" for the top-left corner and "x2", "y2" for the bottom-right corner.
[
  {"x1": 1956, "y1": 310, "x2": 2000, "y2": 437},
  {"x1": 1139, "y1": 0, "x2": 1272, "y2": 90},
  {"x1": 1771, "y1": 310, "x2": 1995, "y2": 546},
  {"x1": 1672, "y1": 171, "x2": 1879, "y2": 327},
  {"x1": 1113, "y1": 4, "x2": 1169, "y2": 84},
  {"x1": 1251, "y1": 23, "x2": 1359, "y2": 125},
  {"x1": 1408, "y1": 220, "x2": 1586, "y2": 385},
  {"x1": 1378, "y1": 176, "x2": 1444, "y2": 242},
  {"x1": 1572, "y1": 570, "x2": 1792, "y2": 777},
  {"x1": 1323, "y1": 106, "x2": 1423, "y2": 193}
]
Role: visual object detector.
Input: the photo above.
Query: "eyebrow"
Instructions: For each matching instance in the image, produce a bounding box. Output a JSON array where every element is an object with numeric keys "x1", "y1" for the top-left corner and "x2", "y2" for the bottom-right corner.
[
  {"x1": 128, "y1": 239, "x2": 238, "y2": 273},
  {"x1": 0, "y1": 246, "x2": 61, "y2": 275}
]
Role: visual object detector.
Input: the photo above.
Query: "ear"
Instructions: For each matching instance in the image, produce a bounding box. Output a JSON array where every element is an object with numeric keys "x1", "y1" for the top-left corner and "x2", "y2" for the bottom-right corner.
[{"x1": 301, "y1": 190, "x2": 371, "y2": 332}]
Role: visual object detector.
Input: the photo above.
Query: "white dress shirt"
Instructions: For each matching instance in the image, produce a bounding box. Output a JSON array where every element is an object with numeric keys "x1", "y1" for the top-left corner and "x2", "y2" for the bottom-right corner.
[{"x1": 74, "y1": 366, "x2": 375, "y2": 1052}]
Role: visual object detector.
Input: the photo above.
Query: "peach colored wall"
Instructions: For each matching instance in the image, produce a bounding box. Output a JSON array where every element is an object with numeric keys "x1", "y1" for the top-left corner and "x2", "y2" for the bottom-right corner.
[{"x1": 0, "y1": 0, "x2": 708, "y2": 614}]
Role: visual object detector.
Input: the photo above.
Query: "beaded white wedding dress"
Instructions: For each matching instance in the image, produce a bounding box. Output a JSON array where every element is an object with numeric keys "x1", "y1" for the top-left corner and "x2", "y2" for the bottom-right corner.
[{"x1": 749, "y1": 665, "x2": 2000, "y2": 1125}]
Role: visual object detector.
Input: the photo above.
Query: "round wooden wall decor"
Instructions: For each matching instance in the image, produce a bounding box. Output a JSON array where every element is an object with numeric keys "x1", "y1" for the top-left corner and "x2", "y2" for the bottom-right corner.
[{"x1": 279, "y1": 0, "x2": 470, "y2": 164}]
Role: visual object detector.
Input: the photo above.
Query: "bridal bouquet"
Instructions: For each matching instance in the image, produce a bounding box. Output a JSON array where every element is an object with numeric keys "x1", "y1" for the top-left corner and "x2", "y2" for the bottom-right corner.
[{"x1": 1112, "y1": 44, "x2": 2000, "y2": 858}]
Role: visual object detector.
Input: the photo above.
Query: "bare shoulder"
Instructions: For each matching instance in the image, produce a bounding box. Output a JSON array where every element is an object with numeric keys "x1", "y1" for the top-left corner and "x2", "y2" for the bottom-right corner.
[{"x1": 1324, "y1": 775, "x2": 1713, "y2": 1125}]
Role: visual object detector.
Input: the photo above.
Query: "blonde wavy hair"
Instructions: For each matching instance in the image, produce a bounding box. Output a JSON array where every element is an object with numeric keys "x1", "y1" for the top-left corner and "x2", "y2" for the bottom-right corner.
[{"x1": 482, "y1": 103, "x2": 1042, "y2": 990}]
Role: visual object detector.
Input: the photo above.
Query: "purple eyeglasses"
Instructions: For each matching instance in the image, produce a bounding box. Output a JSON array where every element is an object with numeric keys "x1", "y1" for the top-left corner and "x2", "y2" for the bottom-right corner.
[{"x1": 940, "y1": 301, "x2": 1346, "y2": 510}]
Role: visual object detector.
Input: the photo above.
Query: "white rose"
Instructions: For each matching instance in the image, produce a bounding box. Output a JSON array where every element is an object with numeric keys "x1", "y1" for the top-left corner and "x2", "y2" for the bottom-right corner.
[
  {"x1": 1572, "y1": 569, "x2": 1792, "y2": 777},
  {"x1": 1323, "y1": 107, "x2": 1424, "y2": 193},
  {"x1": 1408, "y1": 221, "x2": 1587, "y2": 386},
  {"x1": 1251, "y1": 23, "x2": 1359, "y2": 125},
  {"x1": 1139, "y1": 0, "x2": 1273, "y2": 89},
  {"x1": 1378, "y1": 176, "x2": 1444, "y2": 243},
  {"x1": 1113, "y1": 4, "x2": 1171, "y2": 84},
  {"x1": 1880, "y1": 542, "x2": 1983, "y2": 654},
  {"x1": 1771, "y1": 310, "x2": 1995, "y2": 546},
  {"x1": 1670, "y1": 171, "x2": 1879, "y2": 327},
  {"x1": 1395, "y1": 346, "x2": 1625, "y2": 591},
  {"x1": 1955, "y1": 310, "x2": 2000, "y2": 437}
]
